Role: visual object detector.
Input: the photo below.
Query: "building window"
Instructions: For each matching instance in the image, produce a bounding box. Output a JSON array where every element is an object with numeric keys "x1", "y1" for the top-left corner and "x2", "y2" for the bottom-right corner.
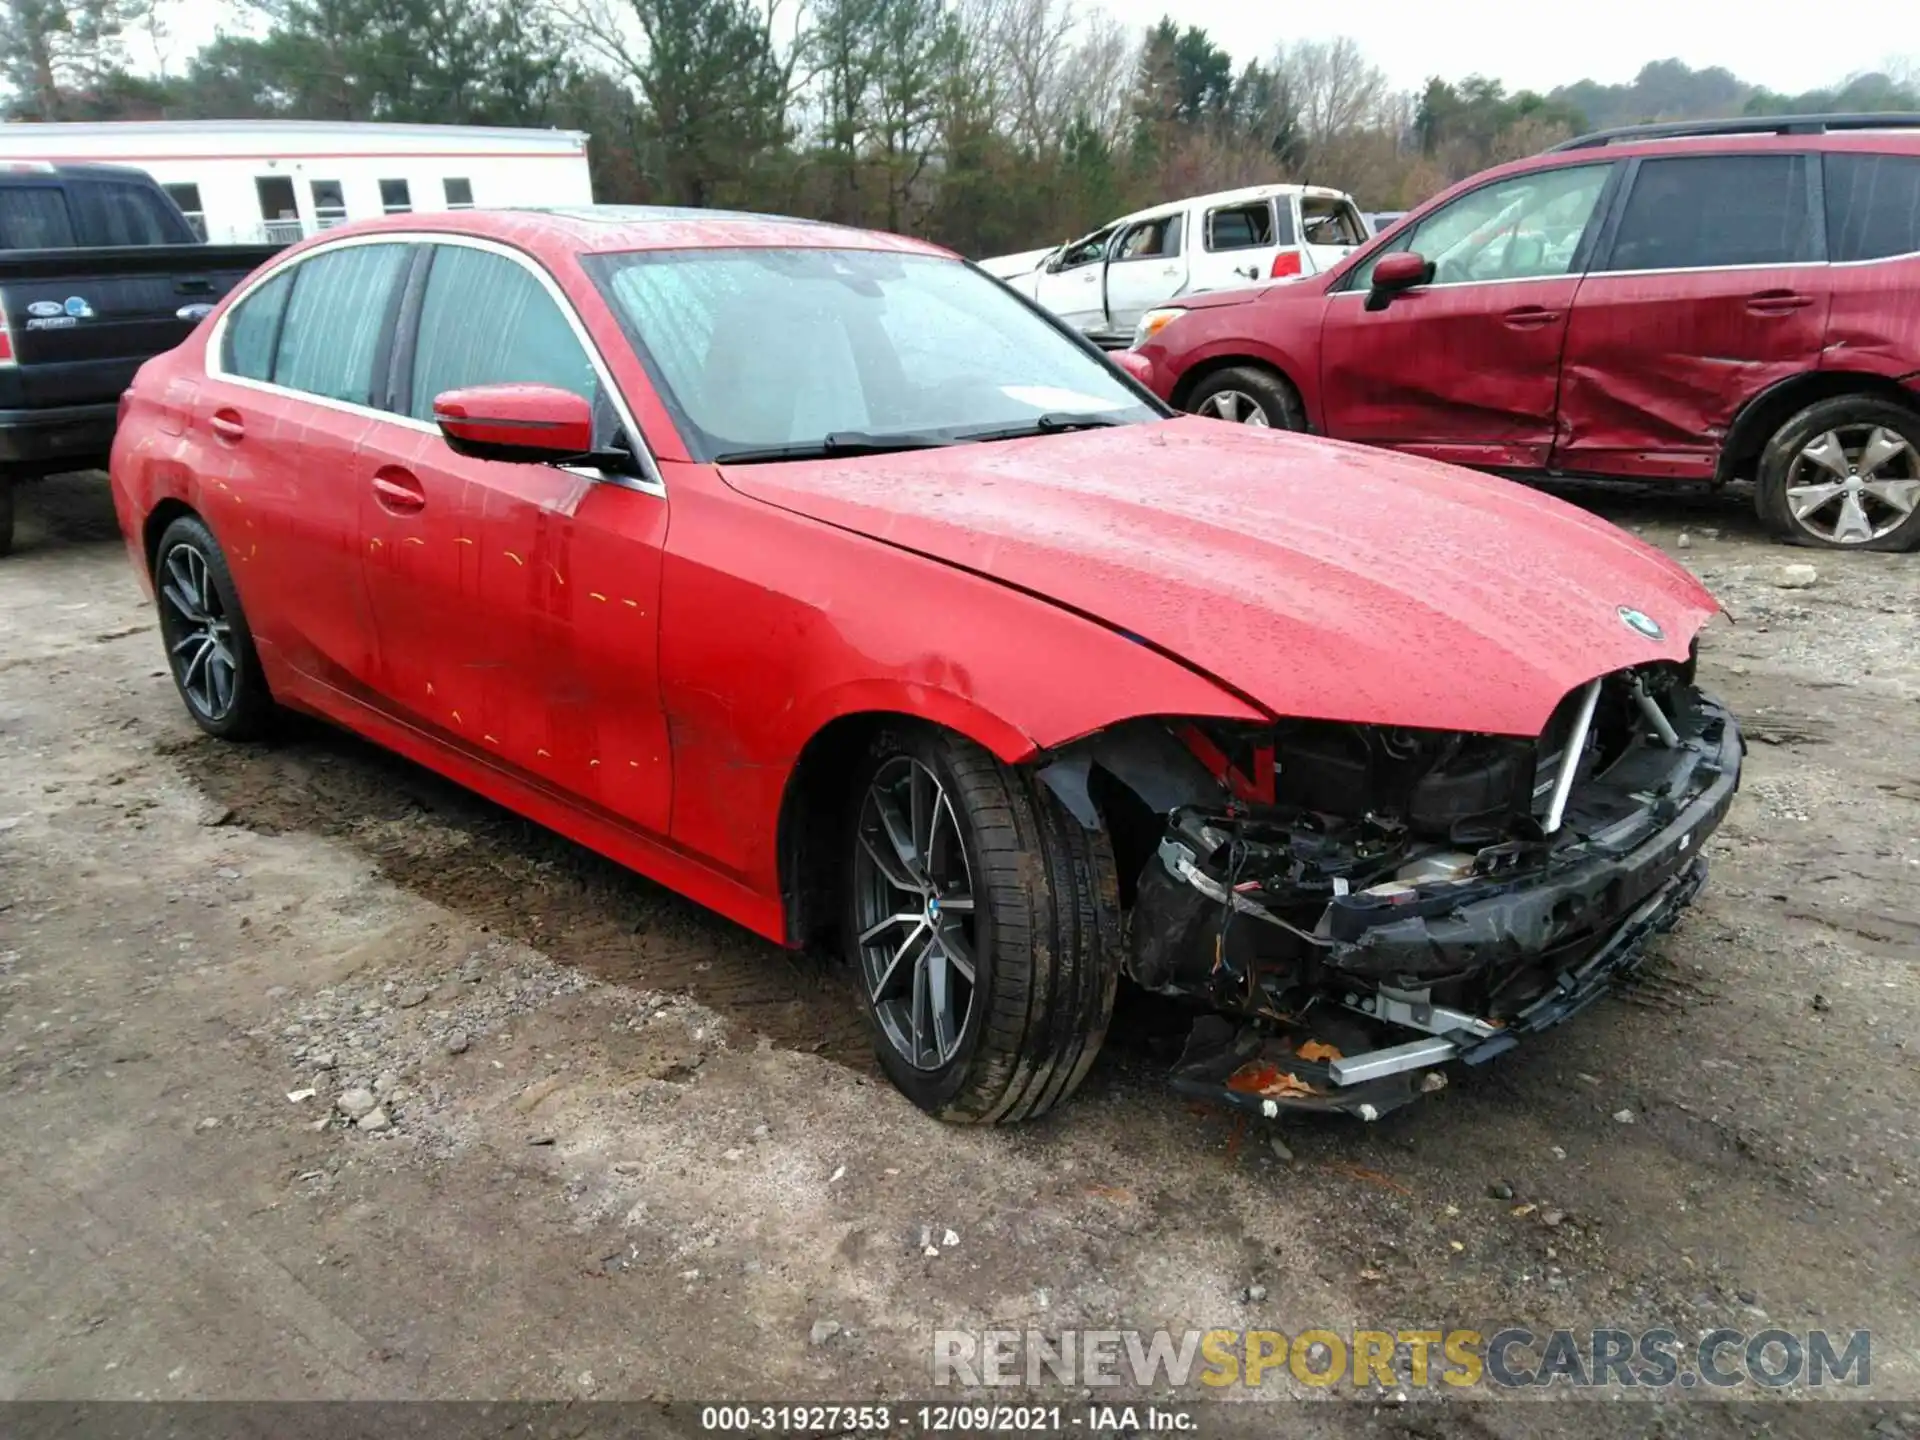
[
  {"x1": 310, "y1": 179, "x2": 347, "y2": 229},
  {"x1": 443, "y1": 177, "x2": 474, "y2": 209},
  {"x1": 254, "y1": 174, "x2": 301, "y2": 243},
  {"x1": 163, "y1": 182, "x2": 206, "y2": 240},
  {"x1": 379, "y1": 179, "x2": 412, "y2": 215}
]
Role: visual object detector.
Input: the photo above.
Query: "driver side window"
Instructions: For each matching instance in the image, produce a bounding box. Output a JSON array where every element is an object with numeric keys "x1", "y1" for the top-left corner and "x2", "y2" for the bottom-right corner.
[
  {"x1": 1056, "y1": 227, "x2": 1115, "y2": 270},
  {"x1": 1349, "y1": 164, "x2": 1612, "y2": 289}
]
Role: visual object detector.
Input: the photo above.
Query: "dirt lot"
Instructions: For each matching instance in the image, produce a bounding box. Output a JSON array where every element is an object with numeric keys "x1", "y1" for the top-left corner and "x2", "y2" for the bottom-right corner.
[{"x1": 1, "y1": 472, "x2": 1916, "y2": 1434}]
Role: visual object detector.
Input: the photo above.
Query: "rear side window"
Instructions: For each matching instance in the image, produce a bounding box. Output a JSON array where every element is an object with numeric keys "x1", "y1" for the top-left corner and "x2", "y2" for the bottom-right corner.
[
  {"x1": 408, "y1": 244, "x2": 597, "y2": 420},
  {"x1": 1825, "y1": 153, "x2": 1920, "y2": 262},
  {"x1": 0, "y1": 186, "x2": 77, "y2": 249},
  {"x1": 1206, "y1": 203, "x2": 1275, "y2": 252},
  {"x1": 273, "y1": 243, "x2": 410, "y2": 406},
  {"x1": 221, "y1": 270, "x2": 294, "y2": 381},
  {"x1": 68, "y1": 182, "x2": 188, "y2": 246},
  {"x1": 1604, "y1": 155, "x2": 1816, "y2": 271}
]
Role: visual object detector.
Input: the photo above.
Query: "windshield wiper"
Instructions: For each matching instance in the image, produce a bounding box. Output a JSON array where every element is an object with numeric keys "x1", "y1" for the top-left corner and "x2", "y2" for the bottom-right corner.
[
  {"x1": 967, "y1": 412, "x2": 1133, "y2": 442},
  {"x1": 713, "y1": 430, "x2": 960, "y2": 464}
]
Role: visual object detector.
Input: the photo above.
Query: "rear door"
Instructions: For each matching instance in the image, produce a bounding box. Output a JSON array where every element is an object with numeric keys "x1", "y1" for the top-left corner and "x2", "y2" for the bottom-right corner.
[
  {"x1": 1190, "y1": 198, "x2": 1285, "y2": 290},
  {"x1": 1554, "y1": 151, "x2": 1828, "y2": 479},
  {"x1": 357, "y1": 238, "x2": 673, "y2": 833},
  {"x1": 1319, "y1": 161, "x2": 1616, "y2": 468},
  {"x1": 198, "y1": 240, "x2": 412, "y2": 691},
  {"x1": 1102, "y1": 210, "x2": 1188, "y2": 335}
]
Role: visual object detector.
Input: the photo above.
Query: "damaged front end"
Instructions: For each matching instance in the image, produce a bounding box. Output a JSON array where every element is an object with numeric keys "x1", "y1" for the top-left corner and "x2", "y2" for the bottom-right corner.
[{"x1": 1040, "y1": 660, "x2": 1743, "y2": 1120}]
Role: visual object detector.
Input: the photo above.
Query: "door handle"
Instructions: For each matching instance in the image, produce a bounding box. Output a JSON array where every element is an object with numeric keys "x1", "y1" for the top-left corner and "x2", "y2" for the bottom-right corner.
[
  {"x1": 1502, "y1": 305, "x2": 1561, "y2": 329},
  {"x1": 371, "y1": 467, "x2": 426, "y2": 514},
  {"x1": 207, "y1": 408, "x2": 245, "y2": 443},
  {"x1": 1747, "y1": 289, "x2": 1813, "y2": 315}
]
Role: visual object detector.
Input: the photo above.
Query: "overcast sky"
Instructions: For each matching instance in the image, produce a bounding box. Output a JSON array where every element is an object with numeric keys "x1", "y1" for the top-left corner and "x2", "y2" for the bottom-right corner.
[{"x1": 131, "y1": 0, "x2": 1918, "y2": 97}]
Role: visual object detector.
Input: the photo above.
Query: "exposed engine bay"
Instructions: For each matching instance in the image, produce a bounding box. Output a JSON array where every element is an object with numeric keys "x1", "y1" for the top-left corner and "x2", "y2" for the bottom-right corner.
[{"x1": 1038, "y1": 659, "x2": 1743, "y2": 1119}]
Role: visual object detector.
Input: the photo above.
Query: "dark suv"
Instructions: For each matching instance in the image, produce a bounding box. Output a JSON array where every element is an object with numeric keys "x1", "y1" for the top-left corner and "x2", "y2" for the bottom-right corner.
[{"x1": 1128, "y1": 115, "x2": 1920, "y2": 551}]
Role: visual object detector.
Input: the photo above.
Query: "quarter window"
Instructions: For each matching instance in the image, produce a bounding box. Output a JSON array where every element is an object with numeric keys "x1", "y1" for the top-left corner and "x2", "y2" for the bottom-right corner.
[
  {"x1": 1114, "y1": 214, "x2": 1182, "y2": 261},
  {"x1": 1825, "y1": 153, "x2": 1920, "y2": 262},
  {"x1": 272, "y1": 243, "x2": 411, "y2": 406},
  {"x1": 408, "y1": 245, "x2": 597, "y2": 421},
  {"x1": 1350, "y1": 164, "x2": 1611, "y2": 288},
  {"x1": 1205, "y1": 202, "x2": 1275, "y2": 252},
  {"x1": 221, "y1": 270, "x2": 293, "y2": 381},
  {"x1": 1603, "y1": 155, "x2": 1815, "y2": 272},
  {"x1": 1300, "y1": 197, "x2": 1367, "y2": 248}
]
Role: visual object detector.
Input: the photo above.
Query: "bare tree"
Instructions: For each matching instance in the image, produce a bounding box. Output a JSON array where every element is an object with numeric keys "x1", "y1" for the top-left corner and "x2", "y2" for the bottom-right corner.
[{"x1": 1271, "y1": 36, "x2": 1390, "y2": 171}]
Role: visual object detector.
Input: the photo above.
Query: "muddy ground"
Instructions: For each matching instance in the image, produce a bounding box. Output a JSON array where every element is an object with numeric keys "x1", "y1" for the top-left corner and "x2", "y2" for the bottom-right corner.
[{"x1": 1, "y1": 472, "x2": 1916, "y2": 1437}]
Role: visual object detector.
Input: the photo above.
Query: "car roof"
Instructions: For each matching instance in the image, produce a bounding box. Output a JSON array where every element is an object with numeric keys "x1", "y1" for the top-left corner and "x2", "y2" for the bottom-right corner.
[
  {"x1": 293, "y1": 205, "x2": 957, "y2": 259},
  {"x1": 1109, "y1": 183, "x2": 1354, "y2": 227},
  {"x1": 0, "y1": 160, "x2": 162, "y2": 184}
]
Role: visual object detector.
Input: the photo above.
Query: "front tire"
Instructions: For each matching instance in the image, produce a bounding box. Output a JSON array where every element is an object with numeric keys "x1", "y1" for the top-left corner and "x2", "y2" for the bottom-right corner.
[
  {"x1": 846, "y1": 725, "x2": 1121, "y2": 1124},
  {"x1": 1186, "y1": 365, "x2": 1306, "y2": 430},
  {"x1": 1755, "y1": 395, "x2": 1920, "y2": 551},
  {"x1": 153, "y1": 514, "x2": 274, "y2": 740}
]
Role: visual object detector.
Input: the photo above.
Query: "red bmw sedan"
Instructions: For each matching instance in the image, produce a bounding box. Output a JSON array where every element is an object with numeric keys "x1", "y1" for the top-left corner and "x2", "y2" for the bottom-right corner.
[{"x1": 112, "y1": 207, "x2": 1741, "y2": 1125}]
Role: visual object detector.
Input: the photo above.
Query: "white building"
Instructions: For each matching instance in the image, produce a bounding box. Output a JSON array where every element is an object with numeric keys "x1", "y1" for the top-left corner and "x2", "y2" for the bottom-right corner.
[{"x1": 0, "y1": 120, "x2": 594, "y2": 242}]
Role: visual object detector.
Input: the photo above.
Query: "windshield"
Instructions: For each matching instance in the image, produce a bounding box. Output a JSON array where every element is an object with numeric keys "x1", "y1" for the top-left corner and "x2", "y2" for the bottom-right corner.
[{"x1": 587, "y1": 247, "x2": 1158, "y2": 461}]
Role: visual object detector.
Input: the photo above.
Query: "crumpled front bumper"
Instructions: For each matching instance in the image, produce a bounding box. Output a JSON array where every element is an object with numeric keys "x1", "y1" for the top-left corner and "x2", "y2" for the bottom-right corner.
[
  {"x1": 1166, "y1": 693, "x2": 1742, "y2": 1120},
  {"x1": 1324, "y1": 694, "x2": 1741, "y2": 984}
]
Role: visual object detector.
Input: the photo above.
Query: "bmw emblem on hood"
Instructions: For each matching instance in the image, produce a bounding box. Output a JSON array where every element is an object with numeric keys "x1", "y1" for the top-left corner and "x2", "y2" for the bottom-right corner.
[{"x1": 1617, "y1": 605, "x2": 1664, "y2": 640}]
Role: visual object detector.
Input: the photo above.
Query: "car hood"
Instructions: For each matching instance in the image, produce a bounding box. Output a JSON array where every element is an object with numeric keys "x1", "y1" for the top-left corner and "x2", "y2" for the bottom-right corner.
[{"x1": 718, "y1": 419, "x2": 1719, "y2": 738}]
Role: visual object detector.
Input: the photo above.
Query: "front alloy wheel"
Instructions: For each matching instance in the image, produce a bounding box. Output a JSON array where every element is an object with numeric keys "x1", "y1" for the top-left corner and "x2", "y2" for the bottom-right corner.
[
  {"x1": 844, "y1": 727, "x2": 1122, "y2": 1124},
  {"x1": 853, "y1": 756, "x2": 978, "y2": 1070},
  {"x1": 1193, "y1": 389, "x2": 1271, "y2": 427}
]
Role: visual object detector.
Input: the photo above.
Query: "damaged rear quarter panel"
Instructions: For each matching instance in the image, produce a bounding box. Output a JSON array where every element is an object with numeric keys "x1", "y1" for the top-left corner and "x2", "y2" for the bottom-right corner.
[{"x1": 653, "y1": 463, "x2": 1265, "y2": 894}]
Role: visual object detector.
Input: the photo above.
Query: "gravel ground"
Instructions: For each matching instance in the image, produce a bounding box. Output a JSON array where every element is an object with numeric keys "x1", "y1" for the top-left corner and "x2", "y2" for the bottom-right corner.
[{"x1": 1, "y1": 471, "x2": 1916, "y2": 1438}]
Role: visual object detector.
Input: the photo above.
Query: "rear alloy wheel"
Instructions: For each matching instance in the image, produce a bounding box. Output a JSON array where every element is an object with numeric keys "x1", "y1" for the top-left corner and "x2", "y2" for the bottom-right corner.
[
  {"x1": 154, "y1": 515, "x2": 274, "y2": 739},
  {"x1": 1186, "y1": 365, "x2": 1306, "y2": 431},
  {"x1": 847, "y1": 726, "x2": 1121, "y2": 1124},
  {"x1": 1757, "y1": 396, "x2": 1920, "y2": 551}
]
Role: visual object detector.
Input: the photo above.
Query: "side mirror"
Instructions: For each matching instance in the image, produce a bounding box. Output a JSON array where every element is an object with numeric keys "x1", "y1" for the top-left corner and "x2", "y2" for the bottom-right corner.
[
  {"x1": 432, "y1": 383, "x2": 595, "y2": 464},
  {"x1": 1365, "y1": 251, "x2": 1433, "y2": 311}
]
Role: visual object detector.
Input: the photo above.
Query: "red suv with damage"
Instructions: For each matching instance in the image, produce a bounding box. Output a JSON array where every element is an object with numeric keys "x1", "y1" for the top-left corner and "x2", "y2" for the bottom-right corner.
[{"x1": 1127, "y1": 114, "x2": 1920, "y2": 551}]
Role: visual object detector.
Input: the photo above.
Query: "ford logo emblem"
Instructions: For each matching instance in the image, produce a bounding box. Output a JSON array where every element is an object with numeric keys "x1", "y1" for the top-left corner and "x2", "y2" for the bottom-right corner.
[
  {"x1": 1617, "y1": 605, "x2": 1664, "y2": 640},
  {"x1": 27, "y1": 299, "x2": 64, "y2": 318}
]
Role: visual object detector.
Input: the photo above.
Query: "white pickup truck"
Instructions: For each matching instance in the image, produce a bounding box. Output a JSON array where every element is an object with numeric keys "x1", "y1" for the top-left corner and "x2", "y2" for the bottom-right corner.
[{"x1": 980, "y1": 183, "x2": 1370, "y2": 347}]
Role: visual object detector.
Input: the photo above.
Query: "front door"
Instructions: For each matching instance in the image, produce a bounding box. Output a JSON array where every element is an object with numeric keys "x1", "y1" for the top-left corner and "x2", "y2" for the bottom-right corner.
[
  {"x1": 1102, "y1": 211, "x2": 1188, "y2": 336},
  {"x1": 1554, "y1": 152, "x2": 1828, "y2": 479},
  {"x1": 1032, "y1": 227, "x2": 1113, "y2": 335},
  {"x1": 357, "y1": 239, "x2": 674, "y2": 834},
  {"x1": 1319, "y1": 162, "x2": 1616, "y2": 469}
]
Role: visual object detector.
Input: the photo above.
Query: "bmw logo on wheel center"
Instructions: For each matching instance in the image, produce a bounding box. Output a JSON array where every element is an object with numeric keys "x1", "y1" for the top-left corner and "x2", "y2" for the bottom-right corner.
[{"x1": 1617, "y1": 605, "x2": 1665, "y2": 640}]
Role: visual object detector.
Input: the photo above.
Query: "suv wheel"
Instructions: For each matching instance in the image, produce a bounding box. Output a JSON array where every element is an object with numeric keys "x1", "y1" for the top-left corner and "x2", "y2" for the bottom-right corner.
[
  {"x1": 1186, "y1": 366, "x2": 1306, "y2": 430},
  {"x1": 1756, "y1": 396, "x2": 1920, "y2": 551},
  {"x1": 153, "y1": 515, "x2": 275, "y2": 739},
  {"x1": 846, "y1": 725, "x2": 1121, "y2": 1123}
]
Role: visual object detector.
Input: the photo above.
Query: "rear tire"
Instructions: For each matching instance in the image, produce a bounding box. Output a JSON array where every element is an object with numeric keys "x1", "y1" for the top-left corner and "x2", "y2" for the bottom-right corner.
[
  {"x1": 846, "y1": 724, "x2": 1122, "y2": 1124},
  {"x1": 1186, "y1": 365, "x2": 1306, "y2": 430},
  {"x1": 1755, "y1": 395, "x2": 1920, "y2": 551},
  {"x1": 153, "y1": 514, "x2": 275, "y2": 740}
]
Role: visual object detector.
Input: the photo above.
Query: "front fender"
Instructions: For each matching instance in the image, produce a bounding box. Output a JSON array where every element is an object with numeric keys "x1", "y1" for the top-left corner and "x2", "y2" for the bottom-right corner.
[{"x1": 656, "y1": 467, "x2": 1264, "y2": 893}]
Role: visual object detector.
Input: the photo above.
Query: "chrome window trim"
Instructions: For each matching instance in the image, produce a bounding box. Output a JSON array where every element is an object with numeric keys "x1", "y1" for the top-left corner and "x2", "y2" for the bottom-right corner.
[{"x1": 205, "y1": 229, "x2": 666, "y2": 496}]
